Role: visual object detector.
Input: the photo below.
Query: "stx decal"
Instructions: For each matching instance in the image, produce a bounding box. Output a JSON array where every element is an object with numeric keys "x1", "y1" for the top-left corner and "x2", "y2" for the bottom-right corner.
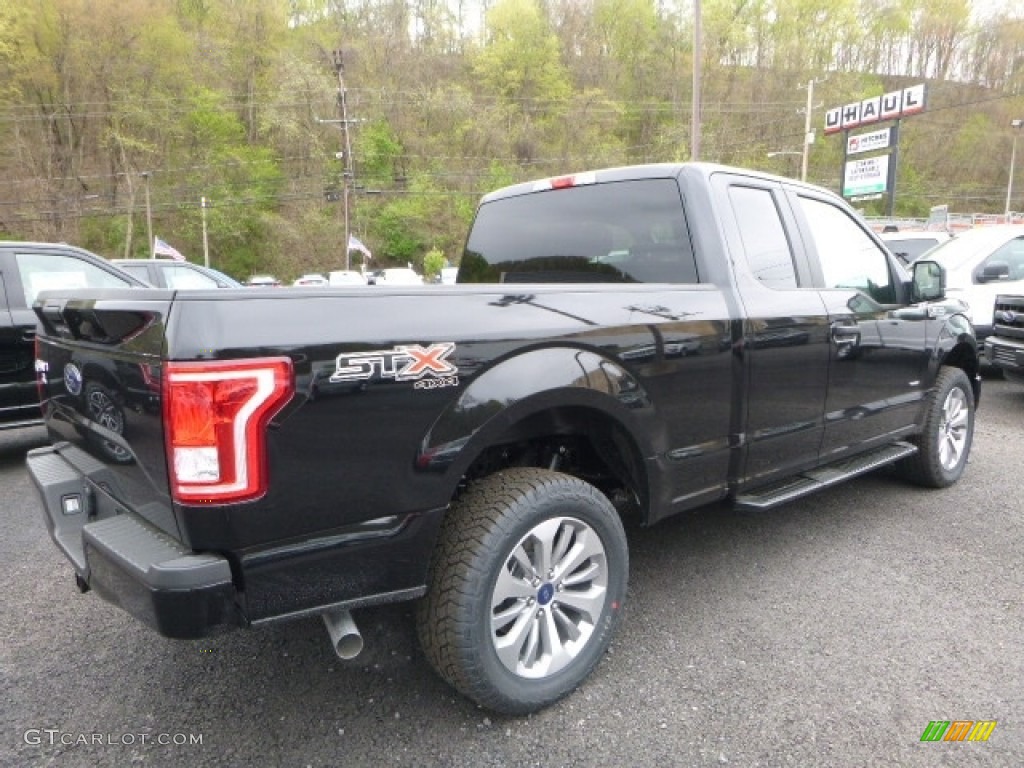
[{"x1": 330, "y1": 342, "x2": 458, "y2": 384}]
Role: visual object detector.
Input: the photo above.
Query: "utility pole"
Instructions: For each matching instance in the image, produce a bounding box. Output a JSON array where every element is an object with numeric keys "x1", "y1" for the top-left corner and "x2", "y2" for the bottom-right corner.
[
  {"x1": 201, "y1": 196, "x2": 210, "y2": 268},
  {"x1": 800, "y1": 80, "x2": 814, "y2": 183},
  {"x1": 142, "y1": 172, "x2": 154, "y2": 258},
  {"x1": 1007, "y1": 119, "x2": 1023, "y2": 219},
  {"x1": 691, "y1": 0, "x2": 702, "y2": 161},
  {"x1": 333, "y1": 49, "x2": 355, "y2": 271}
]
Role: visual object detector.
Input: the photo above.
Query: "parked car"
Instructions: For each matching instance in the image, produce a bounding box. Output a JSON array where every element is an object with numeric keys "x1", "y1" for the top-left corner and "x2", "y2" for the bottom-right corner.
[
  {"x1": 919, "y1": 224, "x2": 1024, "y2": 339},
  {"x1": 0, "y1": 242, "x2": 148, "y2": 431},
  {"x1": 112, "y1": 258, "x2": 242, "y2": 289},
  {"x1": 328, "y1": 270, "x2": 368, "y2": 286},
  {"x1": 879, "y1": 230, "x2": 953, "y2": 266},
  {"x1": 292, "y1": 273, "x2": 328, "y2": 287},
  {"x1": 368, "y1": 267, "x2": 423, "y2": 285},
  {"x1": 245, "y1": 274, "x2": 281, "y2": 287}
]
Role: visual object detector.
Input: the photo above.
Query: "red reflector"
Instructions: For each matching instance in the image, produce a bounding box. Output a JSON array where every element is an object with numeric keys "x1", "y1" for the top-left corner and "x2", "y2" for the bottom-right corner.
[
  {"x1": 164, "y1": 357, "x2": 293, "y2": 504},
  {"x1": 550, "y1": 176, "x2": 575, "y2": 189}
]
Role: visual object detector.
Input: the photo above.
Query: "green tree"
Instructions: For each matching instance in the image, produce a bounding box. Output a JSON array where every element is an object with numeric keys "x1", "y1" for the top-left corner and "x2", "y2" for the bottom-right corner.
[{"x1": 423, "y1": 247, "x2": 446, "y2": 279}]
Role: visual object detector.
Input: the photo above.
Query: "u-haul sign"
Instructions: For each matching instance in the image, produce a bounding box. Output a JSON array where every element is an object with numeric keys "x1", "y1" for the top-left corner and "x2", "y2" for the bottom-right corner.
[{"x1": 824, "y1": 84, "x2": 925, "y2": 135}]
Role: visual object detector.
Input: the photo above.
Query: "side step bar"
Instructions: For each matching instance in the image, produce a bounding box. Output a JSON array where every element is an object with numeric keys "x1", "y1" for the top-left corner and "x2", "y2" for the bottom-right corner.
[{"x1": 734, "y1": 441, "x2": 918, "y2": 511}]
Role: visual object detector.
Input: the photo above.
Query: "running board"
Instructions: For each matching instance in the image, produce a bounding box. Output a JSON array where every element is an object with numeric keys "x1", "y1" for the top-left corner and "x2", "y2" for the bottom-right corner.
[{"x1": 734, "y1": 441, "x2": 918, "y2": 511}]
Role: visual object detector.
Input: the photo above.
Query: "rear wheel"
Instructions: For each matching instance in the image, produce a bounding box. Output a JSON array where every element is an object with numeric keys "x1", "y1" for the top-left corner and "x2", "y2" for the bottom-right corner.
[
  {"x1": 417, "y1": 468, "x2": 628, "y2": 715},
  {"x1": 897, "y1": 367, "x2": 974, "y2": 487}
]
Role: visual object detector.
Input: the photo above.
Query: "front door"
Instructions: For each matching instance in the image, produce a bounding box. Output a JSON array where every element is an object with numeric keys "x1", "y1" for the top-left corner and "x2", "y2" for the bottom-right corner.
[{"x1": 789, "y1": 191, "x2": 931, "y2": 460}]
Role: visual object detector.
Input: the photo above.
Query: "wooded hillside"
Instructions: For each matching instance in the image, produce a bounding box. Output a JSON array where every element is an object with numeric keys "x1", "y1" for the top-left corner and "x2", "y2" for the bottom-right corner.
[{"x1": 1, "y1": 0, "x2": 1022, "y2": 280}]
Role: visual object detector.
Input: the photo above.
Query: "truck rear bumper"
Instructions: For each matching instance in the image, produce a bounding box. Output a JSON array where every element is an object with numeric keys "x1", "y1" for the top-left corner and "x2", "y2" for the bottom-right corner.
[{"x1": 26, "y1": 444, "x2": 241, "y2": 639}]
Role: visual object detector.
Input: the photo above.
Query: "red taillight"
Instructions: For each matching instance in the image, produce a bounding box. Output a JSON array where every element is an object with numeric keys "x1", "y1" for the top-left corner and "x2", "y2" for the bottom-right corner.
[{"x1": 163, "y1": 357, "x2": 293, "y2": 504}]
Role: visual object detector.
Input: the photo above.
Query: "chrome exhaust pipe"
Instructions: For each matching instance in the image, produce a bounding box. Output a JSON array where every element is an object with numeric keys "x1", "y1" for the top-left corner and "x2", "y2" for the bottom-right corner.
[{"x1": 322, "y1": 609, "x2": 364, "y2": 660}]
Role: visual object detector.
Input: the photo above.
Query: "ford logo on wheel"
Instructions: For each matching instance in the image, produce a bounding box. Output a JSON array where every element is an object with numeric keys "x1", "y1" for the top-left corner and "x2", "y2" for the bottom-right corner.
[{"x1": 63, "y1": 363, "x2": 83, "y2": 396}]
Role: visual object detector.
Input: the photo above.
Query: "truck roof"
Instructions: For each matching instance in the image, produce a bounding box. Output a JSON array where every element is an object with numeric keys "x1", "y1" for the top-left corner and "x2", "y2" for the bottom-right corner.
[{"x1": 477, "y1": 162, "x2": 804, "y2": 204}]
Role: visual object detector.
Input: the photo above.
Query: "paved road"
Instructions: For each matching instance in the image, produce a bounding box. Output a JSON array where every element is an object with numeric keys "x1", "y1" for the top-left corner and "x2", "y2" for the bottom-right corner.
[{"x1": 2, "y1": 377, "x2": 1021, "y2": 767}]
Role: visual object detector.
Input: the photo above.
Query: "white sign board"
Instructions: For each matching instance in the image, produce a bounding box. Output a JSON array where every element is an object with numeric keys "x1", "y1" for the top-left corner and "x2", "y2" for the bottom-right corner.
[
  {"x1": 843, "y1": 155, "x2": 890, "y2": 197},
  {"x1": 847, "y1": 128, "x2": 891, "y2": 156}
]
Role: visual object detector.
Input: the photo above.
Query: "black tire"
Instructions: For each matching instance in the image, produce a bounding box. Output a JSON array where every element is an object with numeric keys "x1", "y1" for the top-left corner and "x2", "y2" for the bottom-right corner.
[
  {"x1": 417, "y1": 467, "x2": 628, "y2": 715},
  {"x1": 896, "y1": 367, "x2": 974, "y2": 488}
]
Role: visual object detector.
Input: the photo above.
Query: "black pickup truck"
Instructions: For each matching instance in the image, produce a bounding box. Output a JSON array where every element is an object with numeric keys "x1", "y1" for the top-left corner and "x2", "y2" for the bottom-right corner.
[
  {"x1": 26, "y1": 163, "x2": 980, "y2": 714},
  {"x1": 0, "y1": 242, "x2": 146, "y2": 431}
]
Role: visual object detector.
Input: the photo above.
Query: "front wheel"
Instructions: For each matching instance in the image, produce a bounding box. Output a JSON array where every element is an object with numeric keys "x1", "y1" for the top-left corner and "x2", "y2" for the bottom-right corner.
[
  {"x1": 896, "y1": 367, "x2": 975, "y2": 488},
  {"x1": 417, "y1": 468, "x2": 628, "y2": 715}
]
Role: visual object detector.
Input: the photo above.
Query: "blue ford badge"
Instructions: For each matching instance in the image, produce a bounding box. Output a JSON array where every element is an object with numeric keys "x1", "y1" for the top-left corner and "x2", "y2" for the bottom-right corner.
[{"x1": 63, "y1": 363, "x2": 83, "y2": 395}]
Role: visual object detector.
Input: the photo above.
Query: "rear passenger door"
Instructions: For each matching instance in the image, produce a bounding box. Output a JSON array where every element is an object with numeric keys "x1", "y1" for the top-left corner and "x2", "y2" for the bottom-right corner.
[{"x1": 712, "y1": 174, "x2": 831, "y2": 487}]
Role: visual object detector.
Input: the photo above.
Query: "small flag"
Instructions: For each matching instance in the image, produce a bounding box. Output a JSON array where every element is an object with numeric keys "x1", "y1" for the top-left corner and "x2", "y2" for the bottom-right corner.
[
  {"x1": 153, "y1": 237, "x2": 186, "y2": 262},
  {"x1": 347, "y1": 234, "x2": 372, "y2": 260}
]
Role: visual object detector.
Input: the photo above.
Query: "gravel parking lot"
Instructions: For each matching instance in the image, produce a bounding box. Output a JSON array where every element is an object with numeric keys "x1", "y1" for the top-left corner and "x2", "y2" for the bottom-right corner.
[{"x1": 2, "y1": 376, "x2": 1021, "y2": 767}]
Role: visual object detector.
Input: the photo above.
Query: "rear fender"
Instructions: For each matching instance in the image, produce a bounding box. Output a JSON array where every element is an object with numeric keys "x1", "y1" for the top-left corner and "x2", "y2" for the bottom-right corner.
[{"x1": 417, "y1": 345, "x2": 654, "y2": 486}]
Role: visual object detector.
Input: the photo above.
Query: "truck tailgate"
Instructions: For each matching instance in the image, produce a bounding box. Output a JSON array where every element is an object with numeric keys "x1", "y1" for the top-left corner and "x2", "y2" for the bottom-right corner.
[{"x1": 32, "y1": 290, "x2": 179, "y2": 537}]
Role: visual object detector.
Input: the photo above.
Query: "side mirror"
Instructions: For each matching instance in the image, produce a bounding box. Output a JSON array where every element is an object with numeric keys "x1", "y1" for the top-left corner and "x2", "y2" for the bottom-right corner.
[
  {"x1": 977, "y1": 261, "x2": 1010, "y2": 283},
  {"x1": 911, "y1": 260, "x2": 945, "y2": 303}
]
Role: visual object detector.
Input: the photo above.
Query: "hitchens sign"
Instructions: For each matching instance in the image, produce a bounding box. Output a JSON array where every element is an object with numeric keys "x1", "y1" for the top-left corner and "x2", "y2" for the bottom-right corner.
[
  {"x1": 824, "y1": 84, "x2": 926, "y2": 135},
  {"x1": 846, "y1": 128, "x2": 891, "y2": 156}
]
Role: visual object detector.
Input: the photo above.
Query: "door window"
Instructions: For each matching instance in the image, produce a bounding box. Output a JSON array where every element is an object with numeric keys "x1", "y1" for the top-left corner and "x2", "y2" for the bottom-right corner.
[
  {"x1": 16, "y1": 252, "x2": 133, "y2": 304},
  {"x1": 728, "y1": 186, "x2": 798, "y2": 288},
  {"x1": 798, "y1": 196, "x2": 896, "y2": 304},
  {"x1": 115, "y1": 263, "x2": 154, "y2": 284},
  {"x1": 981, "y1": 236, "x2": 1024, "y2": 281},
  {"x1": 160, "y1": 264, "x2": 221, "y2": 289}
]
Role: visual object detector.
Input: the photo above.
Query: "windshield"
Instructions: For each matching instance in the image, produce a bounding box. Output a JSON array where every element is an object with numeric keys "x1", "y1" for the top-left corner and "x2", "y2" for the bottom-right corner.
[{"x1": 924, "y1": 229, "x2": 1018, "y2": 273}]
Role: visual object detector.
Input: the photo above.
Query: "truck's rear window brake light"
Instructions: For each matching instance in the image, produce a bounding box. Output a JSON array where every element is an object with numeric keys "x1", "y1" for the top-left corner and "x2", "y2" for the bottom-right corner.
[{"x1": 533, "y1": 172, "x2": 597, "y2": 192}]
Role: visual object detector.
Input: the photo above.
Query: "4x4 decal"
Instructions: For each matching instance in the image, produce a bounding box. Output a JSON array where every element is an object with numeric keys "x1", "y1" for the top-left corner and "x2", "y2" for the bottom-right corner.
[{"x1": 330, "y1": 342, "x2": 458, "y2": 385}]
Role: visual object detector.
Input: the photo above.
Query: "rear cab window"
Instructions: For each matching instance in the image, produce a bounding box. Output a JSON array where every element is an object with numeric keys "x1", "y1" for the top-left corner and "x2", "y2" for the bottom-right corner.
[{"x1": 460, "y1": 178, "x2": 700, "y2": 284}]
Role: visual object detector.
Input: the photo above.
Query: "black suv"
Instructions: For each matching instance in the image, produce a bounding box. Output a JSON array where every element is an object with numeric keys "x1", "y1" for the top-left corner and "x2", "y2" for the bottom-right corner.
[{"x1": 0, "y1": 242, "x2": 147, "y2": 430}]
